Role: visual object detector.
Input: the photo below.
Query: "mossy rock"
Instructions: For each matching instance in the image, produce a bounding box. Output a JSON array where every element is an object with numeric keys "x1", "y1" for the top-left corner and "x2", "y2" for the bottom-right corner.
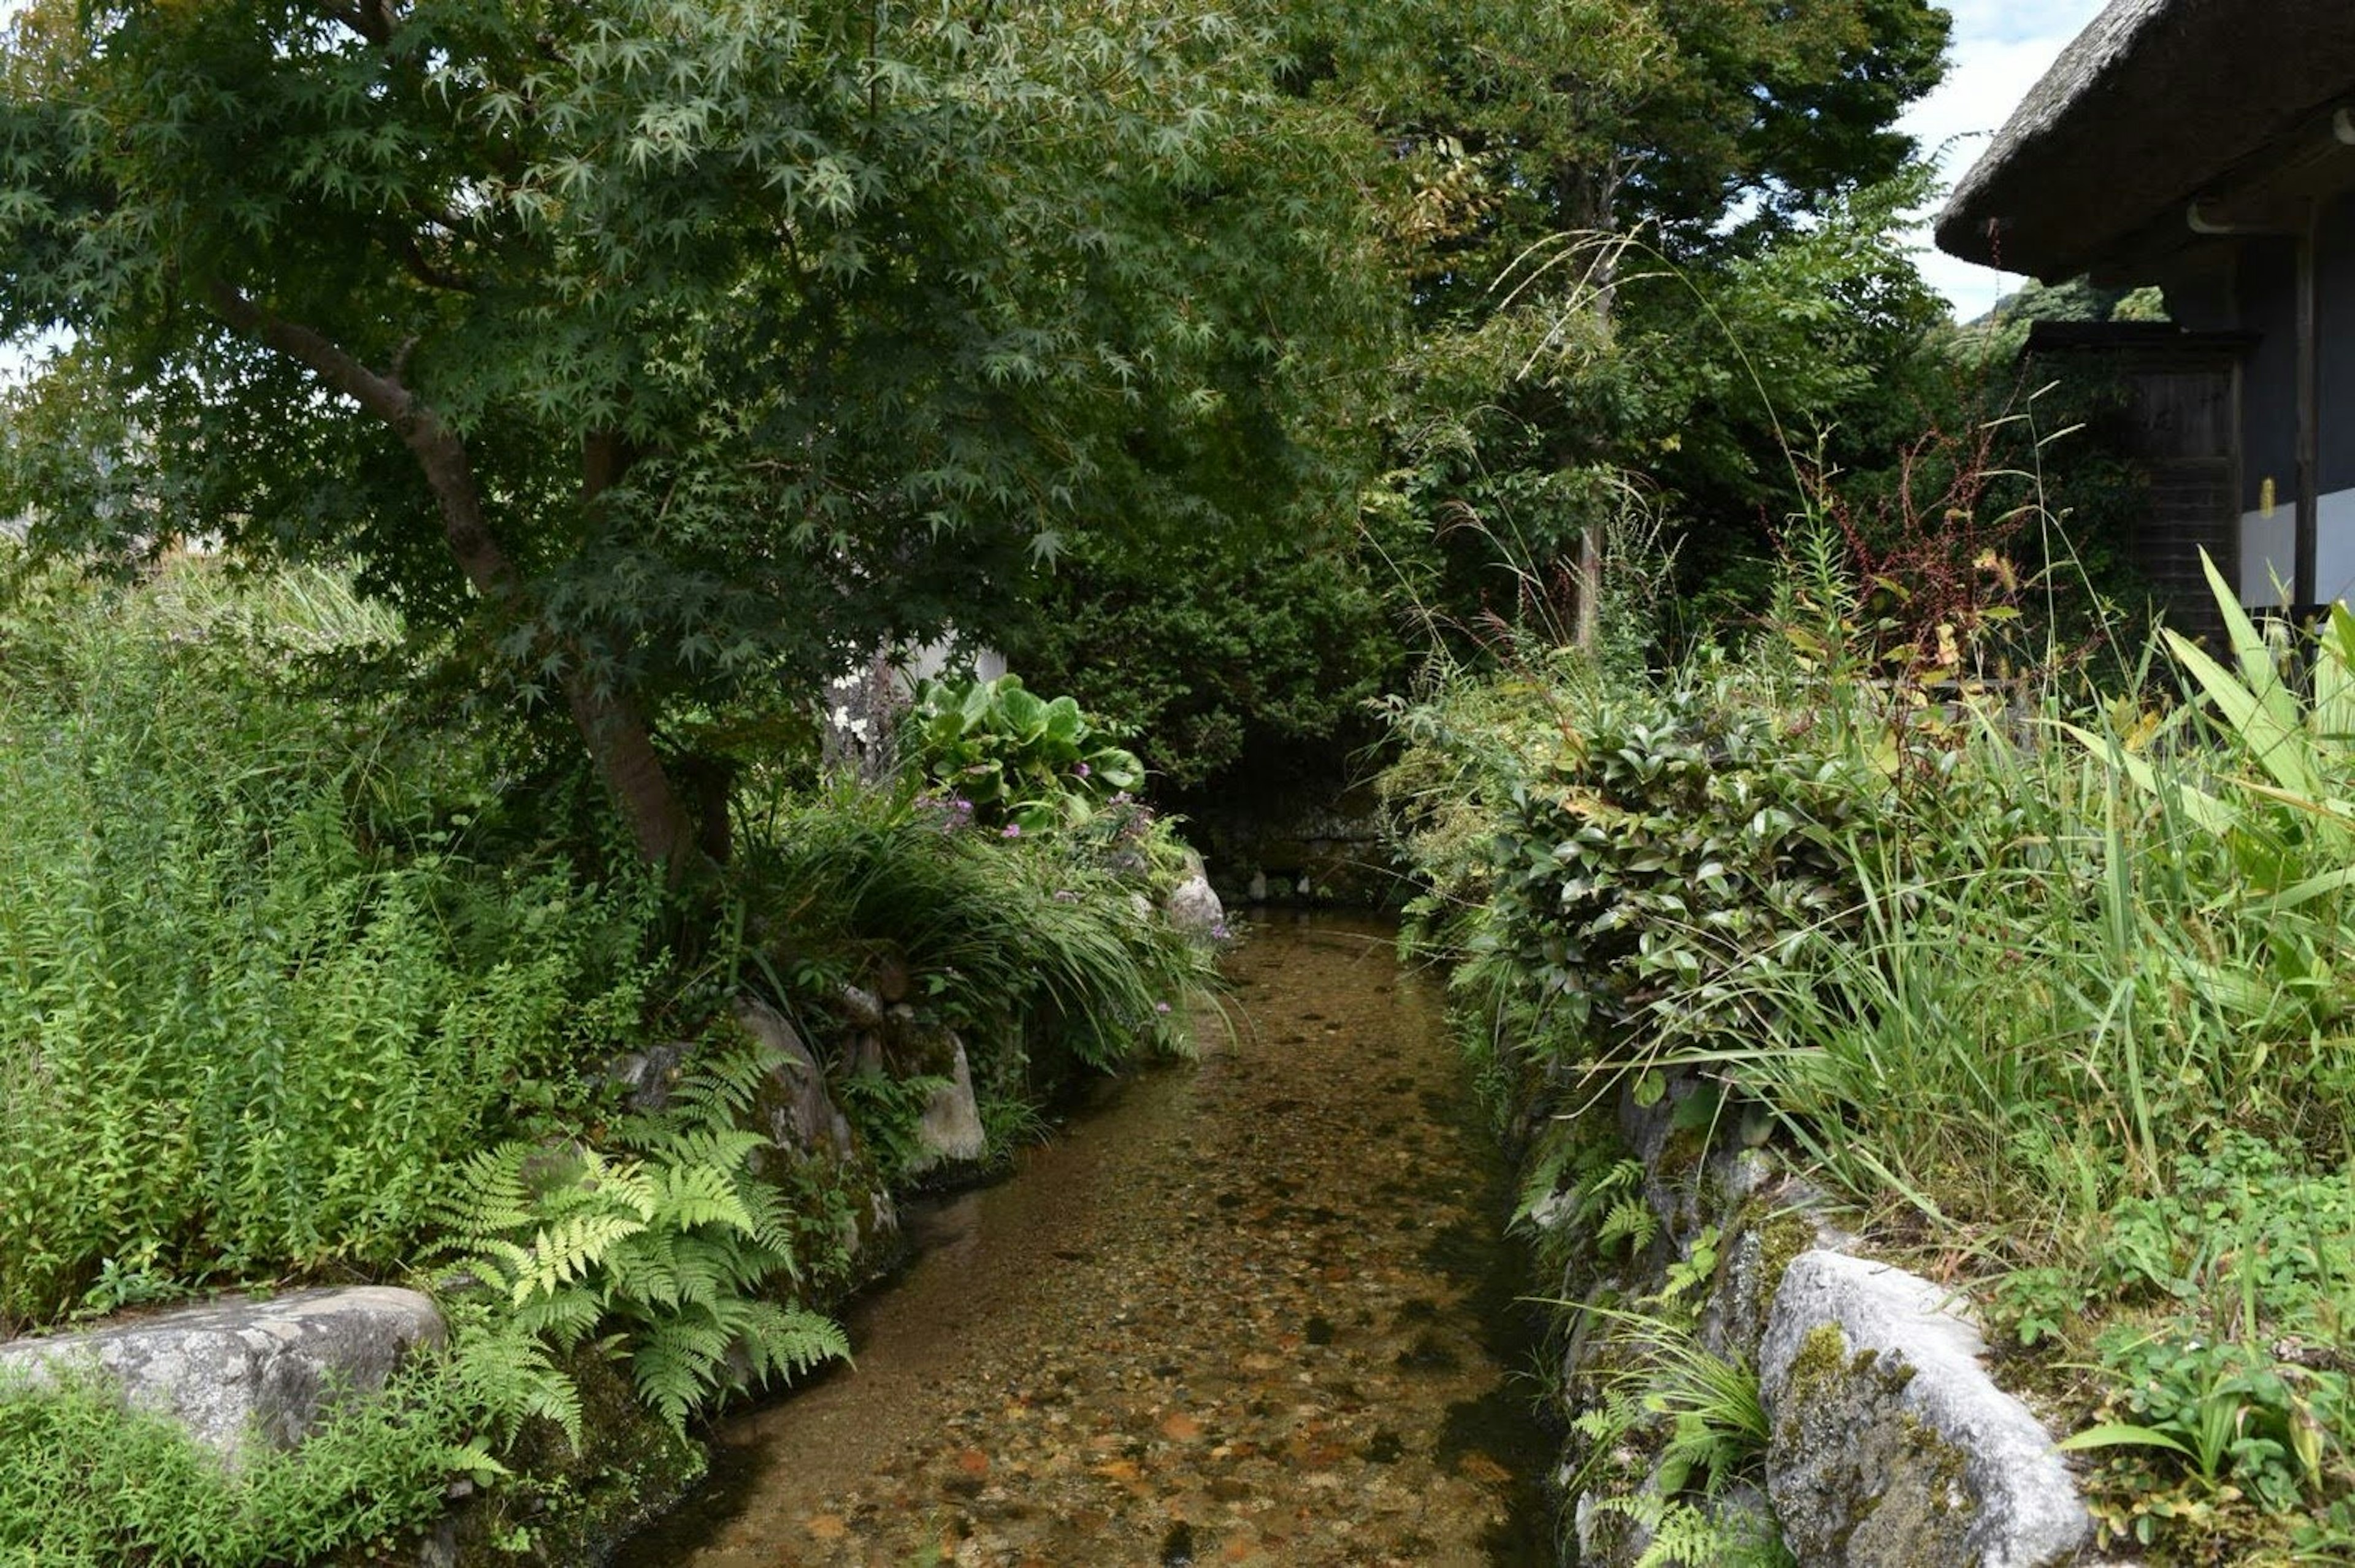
[
  {"x1": 1770, "y1": 1325, "x2": 1977, "y2": 1568},
  {"x1": 1761, "y1": 1253, "x2": 2091, "y2": 1568},
  {"x1": 343, "y1": 1351, "x2": 703, "y2": 1568}
]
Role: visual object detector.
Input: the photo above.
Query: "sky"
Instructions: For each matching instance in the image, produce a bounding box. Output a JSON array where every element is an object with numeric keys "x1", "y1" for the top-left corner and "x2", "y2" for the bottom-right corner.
[{"x1": 1897, "y1": 0, "x2": 2112, "y2": 318}]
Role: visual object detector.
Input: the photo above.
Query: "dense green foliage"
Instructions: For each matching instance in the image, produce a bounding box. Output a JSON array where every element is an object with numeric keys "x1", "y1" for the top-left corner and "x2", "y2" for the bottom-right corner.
[
  {"x1": 0, "y1": 2, "x2": 2245, "y2": 1564},
  {"x1": 906, "y1": 674, "x2": 1144, "y2": 833},
  {"x1": 740, "y1": 777, "x2": 1209, "y2": 1075},
  {"x1": 435, "y1": 1038, "x2": 852, "y2": 1435},
  {"x1": 0, "y1": 554, "x2": 661, "y2": 1334},
  {"x1": 0, "y1": 0, "x2": 1388, "y2": 860},
  {"x1": 1390, "y1": 546, "x2": 2355, "y2": 1560},
  {"x1": 0, "y1": 1364, "x2": 468, "y2": 1567},
  {"x1": 0, "y1": 0, "x2": 1985, "y2": 834},
  {"x1": 1303, "y1": 0, "x2": 1954, "y2": 635},
  {"x1": 997, "y1": 0, "x2": 1963, "y2": 799},
  {"x1": 0, "y1": 553, "x2": 1212, "y2": 1558},
  {"x1": 1003, "y1": 522, "x2": 1407, "y2": 790}
]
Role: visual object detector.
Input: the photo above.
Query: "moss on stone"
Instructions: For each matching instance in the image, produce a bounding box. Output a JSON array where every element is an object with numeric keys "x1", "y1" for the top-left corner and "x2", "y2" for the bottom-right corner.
[
  {"x1": 1780, "y1": 1321, "x2": 1853, "y2": 1407},
  {"x1": 1753, "y1": 1208, "x2": 1819, "y2": 1318},
  {"x1": 1651, "y1": 1119, "x2": 1709, "y2": 1199},
  {"x1": 1771, "y1": 1324, "x2": 1981, "y2": 1568},
  {"x1": 457, "y1": 1350, "x2": 706, "y2": 1564}
]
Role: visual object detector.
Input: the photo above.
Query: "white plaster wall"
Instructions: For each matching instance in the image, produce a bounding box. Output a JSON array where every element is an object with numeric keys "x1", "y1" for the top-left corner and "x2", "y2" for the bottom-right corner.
[
  {"x1": 898, "y1": 637, "x2": 1006, "y2": 690},
  {"x1": 2238, "y1": 486, "x2": 2355, "y2": 606}
]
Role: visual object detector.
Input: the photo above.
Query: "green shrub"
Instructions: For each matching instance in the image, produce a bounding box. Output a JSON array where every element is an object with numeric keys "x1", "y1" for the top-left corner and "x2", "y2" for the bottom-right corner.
[
  {"x1": 738, "y1": 776, "x2": 1209, "y2": 1079},
  {"x1": 1396, "y1": 656, "x2": 1874, "y2": 1082},
  {"x1": 1389, "y1": 545, "x2": 2355, "y2": 1558},
  {"x1": 906, "y1": 673, "x2": 1144, "y2": 833},
  {"x1": 0, "y1": 557, "x2": 1216, "y2": 1560},
  {"x1": 0, "y1": 556, "x2": 662, "y2": 1333},
  {"x1": 0, "y1": 1361, "x2": 467, "y2": 1567},
  {"x1": 997, "y1": 522, "x2": 1407, "y2": 792},
  {"x1": 434, "y1": 1035, "x2": 851, "y2": 1437}
]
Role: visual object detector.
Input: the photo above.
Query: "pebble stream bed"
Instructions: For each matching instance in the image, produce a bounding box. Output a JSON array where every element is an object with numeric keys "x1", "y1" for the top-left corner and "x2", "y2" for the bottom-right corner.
[{"x1": 613, "y1": 914, "x2": 1555, "y2": 1567}]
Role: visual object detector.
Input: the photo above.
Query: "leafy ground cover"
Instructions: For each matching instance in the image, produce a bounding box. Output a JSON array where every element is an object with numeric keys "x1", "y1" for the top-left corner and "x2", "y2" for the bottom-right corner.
[
  {"x1": 1387, "y1": 538, "x2": 2355, "y2": 1564},
  {"x1": 0, "y1": 549, "x2": 1210, "y2": 1565}
]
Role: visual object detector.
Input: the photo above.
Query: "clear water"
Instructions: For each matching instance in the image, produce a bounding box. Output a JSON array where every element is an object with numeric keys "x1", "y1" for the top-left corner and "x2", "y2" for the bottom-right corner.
[{"x1": 612, "y1": 913, "x2": 1555, "y2": 1567}]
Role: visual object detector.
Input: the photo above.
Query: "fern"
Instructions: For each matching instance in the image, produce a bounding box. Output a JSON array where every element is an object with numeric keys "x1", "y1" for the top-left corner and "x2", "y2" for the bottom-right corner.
[
  {"x1": 1562, "y1": 1306, "x2": 1783, "y2": 1562},
  {"x1": 1512, "y1": 1119, "x2": 1604, "y2": 1228},
  {"x1": 432, "y1": 1035, "x2": 852, "y2": 1439},
  {"x1": 1598, "y1": 1195, "x2": 1660, "y2": 1257},
  {"x1": 439, "y1": 1296, "x2": 587, "y2": 1451},
  {"x1": 1589, "y1": 1490, "x2": 1793, "y2": 1568}
]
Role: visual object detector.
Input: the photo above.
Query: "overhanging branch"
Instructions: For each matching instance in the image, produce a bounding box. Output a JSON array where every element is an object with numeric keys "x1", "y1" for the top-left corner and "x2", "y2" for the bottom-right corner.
[{"x1": 204, "y1": 280, "x2": 516, "y2": 599}]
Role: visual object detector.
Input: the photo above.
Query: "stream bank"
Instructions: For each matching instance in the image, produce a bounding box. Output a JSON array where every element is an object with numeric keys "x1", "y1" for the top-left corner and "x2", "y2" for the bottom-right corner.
[{"x1": 614, "y1": 914, "x2": 1555, "y2": 1566}]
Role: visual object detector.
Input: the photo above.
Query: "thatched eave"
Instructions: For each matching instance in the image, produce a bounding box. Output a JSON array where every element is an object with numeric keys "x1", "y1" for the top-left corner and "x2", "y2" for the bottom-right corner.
[{"x1": 1935, "y1": 0, "x2": 2355, "y2": 280}]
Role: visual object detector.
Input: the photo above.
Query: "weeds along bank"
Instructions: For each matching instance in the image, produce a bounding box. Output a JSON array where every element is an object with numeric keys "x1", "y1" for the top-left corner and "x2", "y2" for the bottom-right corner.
[
  {"x1": 1385, "y1": 544, "x2": 2355, "y2": 1566},
  {"x1": 0, "y1": 552, "x2": 1215, "y2": 1566}
]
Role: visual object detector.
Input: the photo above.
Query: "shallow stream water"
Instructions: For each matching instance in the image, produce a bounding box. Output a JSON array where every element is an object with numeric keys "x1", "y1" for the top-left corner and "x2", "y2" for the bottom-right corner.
[{"x1": 613, "y1": 914, "x2": 1555, "y2": 1567}]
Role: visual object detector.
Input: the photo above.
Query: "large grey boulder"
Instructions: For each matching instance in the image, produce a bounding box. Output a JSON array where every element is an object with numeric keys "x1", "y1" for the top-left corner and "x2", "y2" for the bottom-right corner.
[
  {"x1": 733, "y1": 997, "x2": 859, "y2": 1162},
  {"x1": 908, "y1": 1034, "x2": 987, "y2": 1175},
  {"x1": 0, "y1": 1287, "x2": 444, "y2": 1464},
  {"x1": 1761, "y1": 1250, "x2": 2091, "y2": 1568},
  {"x1": 1165, "y1": 874, "x2": 1225, "y2": 939}
]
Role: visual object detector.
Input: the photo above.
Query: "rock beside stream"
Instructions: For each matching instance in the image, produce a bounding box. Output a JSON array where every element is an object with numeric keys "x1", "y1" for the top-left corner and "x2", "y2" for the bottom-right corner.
[
  {"x1": 1164, "y1": 874, "x2": 1226, "y2": 939},
  {"x1": 1761, "y1": 1250, "x2": 2092, "y2": 1568},
  {"x1": 733, "y1": 997, "x2": 860, "y2": 1162},
  {"x1": 909, "y1": 1034, "x2": 988, "y2": 1174},
  {"x1": 1528, "y1": 1074, "x2": 2099, "y2": 1568},
  {"x1": 0, "y1": 1286, "x2": 444, "y2": 1464}
]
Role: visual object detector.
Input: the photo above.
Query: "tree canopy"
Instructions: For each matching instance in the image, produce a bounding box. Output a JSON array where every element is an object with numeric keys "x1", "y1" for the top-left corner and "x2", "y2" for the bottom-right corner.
[
  {"x1": 0, "y1": 0, "x2": 1389, "y2": 866},
  {"x1": 1283, "y1": 0, "x2": 1955, "y2": 634}
]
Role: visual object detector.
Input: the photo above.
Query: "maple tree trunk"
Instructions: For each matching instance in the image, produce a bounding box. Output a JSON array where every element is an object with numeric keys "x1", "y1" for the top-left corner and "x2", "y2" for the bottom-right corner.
[
  {"x1": 561, "y1": 677, "x2": 702, "y2": 871},
  {"x1": 208, "y1": 287, "x2": 703, "y2": 876}
]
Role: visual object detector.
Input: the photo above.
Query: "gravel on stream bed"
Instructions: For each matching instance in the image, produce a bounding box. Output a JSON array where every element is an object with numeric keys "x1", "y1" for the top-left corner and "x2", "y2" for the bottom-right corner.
[{"x1": 613, "y1": 914, "x2": 1555, "y2": 1568}]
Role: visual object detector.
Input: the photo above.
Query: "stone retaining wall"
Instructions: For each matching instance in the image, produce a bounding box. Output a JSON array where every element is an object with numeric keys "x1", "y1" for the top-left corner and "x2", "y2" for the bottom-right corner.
[{"x1": 1520, "y1": 1075, "x2": 2104, "y2": 1568}]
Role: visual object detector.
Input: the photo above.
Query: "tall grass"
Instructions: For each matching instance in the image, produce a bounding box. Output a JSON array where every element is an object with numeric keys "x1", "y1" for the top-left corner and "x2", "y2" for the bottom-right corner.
[
  {"x1": 1387, "y1": 535, "x2": 2355, "y2": 1551},
  {"x1": 735, "y1": 776, "x2": 1212, "y2": 1074},
  {"x1": 1722, "y1": 564, "x2": 2355, "y2": 1244}
]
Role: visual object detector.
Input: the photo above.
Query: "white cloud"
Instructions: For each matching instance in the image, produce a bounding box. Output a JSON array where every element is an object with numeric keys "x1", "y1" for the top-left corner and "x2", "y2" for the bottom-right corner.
[{"x1": 1899, "y1": 0, "x2": 2111, "y2": 318}]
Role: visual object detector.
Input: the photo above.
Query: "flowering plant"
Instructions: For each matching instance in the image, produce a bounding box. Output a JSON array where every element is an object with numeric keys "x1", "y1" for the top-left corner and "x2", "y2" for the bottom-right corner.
[{"x1": 907, "y1": 674, "x2": 1145, "y2": 835}]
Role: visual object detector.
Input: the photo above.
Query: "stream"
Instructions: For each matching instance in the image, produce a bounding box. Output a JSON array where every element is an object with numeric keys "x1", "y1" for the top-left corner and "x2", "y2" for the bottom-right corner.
[{"x1": 613, "y1": 913, "x2": 1555, "y2": 1567}]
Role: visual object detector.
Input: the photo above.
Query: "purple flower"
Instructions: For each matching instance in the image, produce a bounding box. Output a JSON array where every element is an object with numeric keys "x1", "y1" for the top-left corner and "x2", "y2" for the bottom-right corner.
[
  {"x1": 1073, "y1": 760, "x2": 1092, "y2": 778},
  {"x1": 1154, "y1": 1001, "x2": 1171, "y2": 1014},
  {"x1": 1001, "y1": 823, "x2": 1022, "y2": 838}
]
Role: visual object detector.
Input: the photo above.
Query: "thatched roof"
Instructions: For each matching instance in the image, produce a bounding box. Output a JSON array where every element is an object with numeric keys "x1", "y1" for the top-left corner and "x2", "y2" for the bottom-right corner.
[{"x1": 1936, "y1": 0, "x2": 2355, "y2": 278}]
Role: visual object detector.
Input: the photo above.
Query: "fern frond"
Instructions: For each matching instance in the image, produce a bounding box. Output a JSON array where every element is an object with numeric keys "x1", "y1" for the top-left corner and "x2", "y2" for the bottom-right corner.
[
  {"x1": 653, "y1": 1160, "x2": 757, "y2": 1234},
  {"x1": 735, "y1": 1177, "x2": 799, "y2": 1260},
  {"x1": 432, "y1": 1145, "x2": 537, "y2": 1239},
  {"x1": 736, "y1": 1300, "x2": 852, "y2": 1383},
  {"x1": 1590, "y1": 1490, "x2": 1790, "y2": 1568},
  {"x1": 512, "y1": 1285, "x2": 603, "y2": 1349},
  {"x1": 607, "y1": 1227, "x2": 686, "y2": 1312},
  {"x1": 512, "y1": 1210, "x2": 647, "y2": 1305},
  {"x1": 1598, "y1": 1195, "x2": 1659, "y2": 1255},
  {"x1": 429, "y1": 1027, "x2": 848, "y2": 1437}
]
